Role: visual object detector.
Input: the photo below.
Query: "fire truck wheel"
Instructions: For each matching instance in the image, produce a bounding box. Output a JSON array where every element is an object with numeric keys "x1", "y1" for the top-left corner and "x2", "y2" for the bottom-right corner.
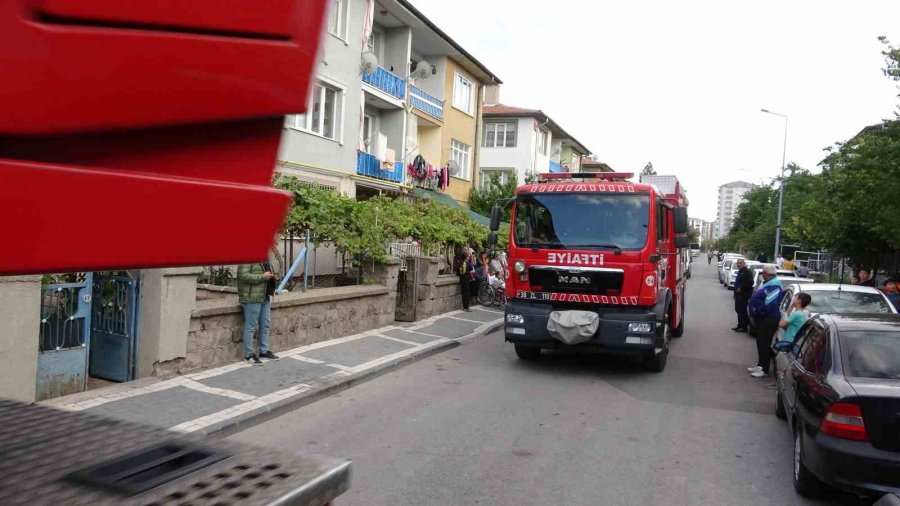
[
  {"x1": 514, "y1": 344, "x2": 541, "y2": 361},
  {"x1": 671, "y1": 299, "x2": 685, "y2": 338},
  {"x1": 642, "y1": 320, "x2": 670, "y2": 372}
]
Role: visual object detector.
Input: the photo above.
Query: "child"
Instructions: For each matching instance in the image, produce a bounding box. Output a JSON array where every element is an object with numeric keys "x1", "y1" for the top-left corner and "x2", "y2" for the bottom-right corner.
[{"x1": 779, "y1": 293, "x2": 812, "y2": 342}]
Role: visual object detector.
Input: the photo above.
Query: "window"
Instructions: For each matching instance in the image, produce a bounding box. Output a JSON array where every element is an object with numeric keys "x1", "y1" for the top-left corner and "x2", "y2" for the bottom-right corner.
[
  {"x1": 840, "y1": 330, "x2": 900, "y2": 379},
  {"x1": 328, "y1": 0, "x2": 345, "y2": 39},
  {"x1": 484, "y1": 122, "x2": 517, "y2": 148},
  {"x1": 537, "y1": 129, "x2": 549, "y2": 155},
  {"x1": 657, "y1": 204, "x2": 668, "y2": 242},
  {"x1": 481, "y1": 168, "x2": 514, "y2": 187},
  {"x1": 798, "y1": 326, "x2": 828, "y2": 374},
  {"x1": 365, "y1": 31, "x2": 376, "y2": 54},
  {"x1": 514, "y1": 193, "x2": 650, "y2": 250},
  {"x1": 288, "y1": 81, "x2": 343, "y2": 141},
  {"x1": 450, "y1": 139, "x2": 471, "y2": 179},
  {"x1": 452, "y1": 73, "x2": 473, "y2": 114}
]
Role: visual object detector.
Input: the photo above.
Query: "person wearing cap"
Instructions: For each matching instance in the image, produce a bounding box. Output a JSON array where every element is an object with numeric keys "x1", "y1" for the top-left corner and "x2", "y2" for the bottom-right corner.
[{"x1": 747, "y1": 265, "x2": 783, "y2": 378}]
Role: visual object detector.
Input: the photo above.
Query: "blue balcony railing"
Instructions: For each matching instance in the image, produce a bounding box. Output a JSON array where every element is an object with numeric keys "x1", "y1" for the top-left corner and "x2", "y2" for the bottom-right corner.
[
  {"x1": 361, "y1": 67, "x2": 406, "y2": 100},
  {"x1": 357, "y1": 151, "x2": 404, "y2": 183},
  {"x1": 549, "y1": 161, "x2": 565, "y2": 173},
  {"x1": 409, "y1": 85, "x2": 444, "y2": 120}
]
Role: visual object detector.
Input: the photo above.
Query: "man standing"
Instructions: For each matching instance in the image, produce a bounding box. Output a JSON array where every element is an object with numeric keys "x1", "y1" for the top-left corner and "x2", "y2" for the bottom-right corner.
[
  {"x1": 731, "y1": 259, "x2": 752, "y2": 333},
  {"x1": 707, "y1": 251, "x2": 713, "y2": 264},
  {"x1": 747, "y1": 265, "x2": 783, "y2": 378},
  {"x1": 237, "y1": 262, "x2": 280, "y2": 365},
  {"x1": 776, "y1": 253, "x2": 785, "y2": 268}
]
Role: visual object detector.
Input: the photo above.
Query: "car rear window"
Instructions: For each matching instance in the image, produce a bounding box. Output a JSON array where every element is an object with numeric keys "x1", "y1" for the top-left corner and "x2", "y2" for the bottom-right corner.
[
  {"x1": 840, "y1": 330, "x2": 900, "y2": 379},
  {"x1": 806, "y1": 291, "x2": 892, "y2": 314}
]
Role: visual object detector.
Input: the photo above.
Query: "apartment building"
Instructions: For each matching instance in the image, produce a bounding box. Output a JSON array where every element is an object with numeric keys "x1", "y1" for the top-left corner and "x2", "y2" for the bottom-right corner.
[
  {"x1": 278, "y1": 0, "x2": 500, "y2": 206},
  {"x1": 479, "y1": 98, "x2": 590, "y2": 186},
  {"x1": 689, "y1": 217, "x2": 715, "y2": 242},
  {"x1": 715, "y1": 181, "x2": 755, "y2": 238}
]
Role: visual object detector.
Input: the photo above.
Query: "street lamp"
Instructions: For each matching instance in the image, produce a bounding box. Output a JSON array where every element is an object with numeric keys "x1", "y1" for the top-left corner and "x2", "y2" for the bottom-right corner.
[{"x1": 761, "y1": 108, "x2": 788, "y2": 260}]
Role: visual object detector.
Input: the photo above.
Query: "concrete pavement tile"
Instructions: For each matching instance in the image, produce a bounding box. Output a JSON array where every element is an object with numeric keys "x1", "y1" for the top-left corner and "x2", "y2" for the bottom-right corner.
[
  {"x1": 380, "y1": 328, "x2": 446, "y2": 345},
  {"x1": 453, "y1": 309, "x2": 502, "y2": 323},
  {"x1": 300, "y1": 335, "x2": 415, "y2": 367},
  {"x1": 415, "y1": 317, "x2": 480, "y2": 339},
  {"x1": 84, "y1": 386, "x2": 241, "y2": 429},
  {"x1": 197, "y1": 359, "x2": 336, "y2": 397}
]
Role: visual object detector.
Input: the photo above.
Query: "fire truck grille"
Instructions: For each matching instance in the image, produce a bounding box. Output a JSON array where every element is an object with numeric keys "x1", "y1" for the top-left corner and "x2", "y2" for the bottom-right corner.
[{"x1": 528, "y1": 267, "x2": 624, "y2": 295}]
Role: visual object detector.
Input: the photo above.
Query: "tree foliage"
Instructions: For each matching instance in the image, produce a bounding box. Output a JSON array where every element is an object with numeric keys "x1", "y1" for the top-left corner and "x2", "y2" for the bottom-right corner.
[
  {"x1": 641, "y1": 162, "x2": 656, "y2": 175},
  {"x1": 275, "y1": 175, "x2": 493, "y2": 263},
  {"x1": 469, "y1": 173, "x2": 517, "y2": 222}
]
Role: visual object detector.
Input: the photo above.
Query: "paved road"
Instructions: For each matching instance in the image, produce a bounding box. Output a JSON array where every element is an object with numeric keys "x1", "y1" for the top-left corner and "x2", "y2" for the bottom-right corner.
[{"x1": 231, "y1": 261, "x2": 866, "y2": 505}]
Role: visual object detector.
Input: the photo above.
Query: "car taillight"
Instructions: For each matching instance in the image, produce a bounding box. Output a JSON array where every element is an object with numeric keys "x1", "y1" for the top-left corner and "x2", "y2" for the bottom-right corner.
[{"x1": 820, "y1": 402, "x2": 868, "y2": 441}]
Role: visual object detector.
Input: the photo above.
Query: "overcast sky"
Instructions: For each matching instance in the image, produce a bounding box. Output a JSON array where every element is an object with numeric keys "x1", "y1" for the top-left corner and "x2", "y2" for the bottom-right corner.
[{"x1": 412, "y1": 0, "x2": 900, "y2": 220}]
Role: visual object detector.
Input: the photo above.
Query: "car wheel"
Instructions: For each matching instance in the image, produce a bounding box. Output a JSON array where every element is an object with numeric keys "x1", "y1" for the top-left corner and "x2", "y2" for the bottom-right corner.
[
  {"x1": 793, "y1": 426, "x2": 826, "y2": 497},
  {"x1": 514, "y1": 344, "x2": 541, "y2": 361},
  {"x1": 643, "y1": 319, "x2": 669, "y2": 372},
  {"x1": 776, "y1": 390, "x2": 787, "y2": 420}
]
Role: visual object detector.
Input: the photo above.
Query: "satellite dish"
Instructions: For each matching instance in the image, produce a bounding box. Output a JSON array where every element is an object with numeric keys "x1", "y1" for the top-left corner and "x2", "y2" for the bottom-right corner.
[
  {"x1": 410, "y1": 59, "x2": 431, "y2": 81},
  {"x1": 446, "y1": 159, "x2": 460, "y2": 176},
  {"x1": 360, "y1": 52, "x2": 379, "y2": 74}
]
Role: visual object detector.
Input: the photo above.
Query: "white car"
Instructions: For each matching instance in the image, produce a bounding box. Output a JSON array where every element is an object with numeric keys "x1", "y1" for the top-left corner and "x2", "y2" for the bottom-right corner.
[
  {"x1": 718, "y1": 254, "x2": 744, "y2": 285},
  {"x1": 780, "y1": 283, "x2": 898, "y2": 316},
  {"x1": 727, "y1": 260, "x2": 761, "y2": 290}
]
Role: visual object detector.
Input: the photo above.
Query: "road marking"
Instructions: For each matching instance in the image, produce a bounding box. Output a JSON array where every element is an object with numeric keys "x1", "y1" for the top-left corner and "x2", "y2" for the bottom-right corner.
[
  {"x1": 290, "y1": 355, "x2": 326, "y2": 365},
  {"x1": 446, "y1": 315, "x2": 486, "y2": 324},
  {"x1": 181, "y1": 379, "x2": 257, "y2": 401}
]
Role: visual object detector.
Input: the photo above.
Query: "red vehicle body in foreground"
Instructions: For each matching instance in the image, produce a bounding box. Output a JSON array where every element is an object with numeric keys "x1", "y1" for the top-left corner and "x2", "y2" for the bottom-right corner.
[{"x1": 491, "y1": 172, "x2": 690, "y2": 372}]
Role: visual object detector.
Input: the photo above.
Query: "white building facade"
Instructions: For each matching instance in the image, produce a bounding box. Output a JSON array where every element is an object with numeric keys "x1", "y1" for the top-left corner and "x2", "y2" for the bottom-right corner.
[{"x1": 715, "y1": 181, "x2": 755, "y2": 238}]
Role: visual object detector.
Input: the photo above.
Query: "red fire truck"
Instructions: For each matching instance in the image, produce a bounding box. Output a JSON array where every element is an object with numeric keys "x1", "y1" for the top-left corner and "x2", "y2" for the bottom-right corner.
[{"x1": 488, "y1": 172, "x2": 690, "y2": 372}]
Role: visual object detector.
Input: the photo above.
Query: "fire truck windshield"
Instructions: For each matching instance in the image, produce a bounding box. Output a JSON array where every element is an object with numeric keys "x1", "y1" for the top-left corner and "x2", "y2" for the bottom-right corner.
[{"x1": 513, "y1": 193, "x2": 650, "y2": 250}]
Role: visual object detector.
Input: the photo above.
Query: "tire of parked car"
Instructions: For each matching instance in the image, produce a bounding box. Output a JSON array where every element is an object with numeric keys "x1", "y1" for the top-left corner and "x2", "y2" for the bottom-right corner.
[
  {"x1": 514, "y1": 344, "x2": 541, "y2": 361},
  {"x1": 793, "y1": 425, "x2": 827, "y2": 497},
  {"x1": 775, "y1": 391, "x2": 787, "y2": 420}
]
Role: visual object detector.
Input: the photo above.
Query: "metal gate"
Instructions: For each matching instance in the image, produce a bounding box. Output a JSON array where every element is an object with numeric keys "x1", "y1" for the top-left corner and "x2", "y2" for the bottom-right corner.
[
  {"x1": 90, "y1": 272, "x2": 140, "y2": 382},
  {"x1": 36, "y1": 273, "x2": 93, "y2": 401},
  {"x1": 394, "y1": 256, "x2": 419, "y2": 322}
]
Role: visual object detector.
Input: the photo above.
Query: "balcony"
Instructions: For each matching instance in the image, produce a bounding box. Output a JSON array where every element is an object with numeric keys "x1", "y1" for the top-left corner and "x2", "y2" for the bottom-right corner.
[
  {"x1": 361, "y1": 67, "x2": 405, "y2": 100},
  {"x1": 548, "y1": 161, "x2": 565, "y2": 173},
  {"x1": 357, "y1": 151, "x2": 403, "y2": 183},
  {"x1": 409, "y1": 85, "x2": 443, "y2": 120}
]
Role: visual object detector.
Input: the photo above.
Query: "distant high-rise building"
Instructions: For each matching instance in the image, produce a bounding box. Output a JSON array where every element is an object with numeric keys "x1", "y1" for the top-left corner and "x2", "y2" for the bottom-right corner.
[
  {"x1": 715, "y1": 181, "x2": 755, "y2": 238},
  {"x1": 689, "y1": 217, "x2": 716, "y2": 243}
]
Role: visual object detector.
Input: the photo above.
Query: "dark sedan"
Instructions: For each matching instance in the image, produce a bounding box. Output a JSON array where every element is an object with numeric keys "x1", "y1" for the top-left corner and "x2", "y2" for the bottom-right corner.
[{"x1": 773, "y1": 314, "x2": 900, "y2": 498}]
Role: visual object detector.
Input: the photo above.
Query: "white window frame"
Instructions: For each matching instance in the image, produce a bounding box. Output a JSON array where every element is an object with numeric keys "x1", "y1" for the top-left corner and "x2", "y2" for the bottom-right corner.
[
  {"x1": 484, "y1": 122, "x2": 516, "y2": 148},
  {"x1": 452, "y1": 73, "x2": 473, "y2": 115},
  {"x1": 363, "y1": 113, "x2": 375, "y2": 154},
  {"x1": 450, "y1": 139, "x2": 471, "y2": 180},
  {"x1": 480, "y1": 168, "x2": 514, "y2": 187},
  {"x1": 287, "y1": 78, "x2": 346, "y2": 144},
  {"x1": 327, "y1": 0, "x2": 350, "y2": 43}
]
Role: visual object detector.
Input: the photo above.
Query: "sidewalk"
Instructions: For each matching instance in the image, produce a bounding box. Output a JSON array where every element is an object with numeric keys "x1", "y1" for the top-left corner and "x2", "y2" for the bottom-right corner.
[{"x1": 43, "y1": 306, "x2": 503, "y2": 436}]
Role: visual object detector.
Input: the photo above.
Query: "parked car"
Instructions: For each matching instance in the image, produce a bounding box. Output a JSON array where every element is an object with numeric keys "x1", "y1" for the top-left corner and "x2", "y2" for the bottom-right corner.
[
  {"x1": 780, "y1": 283, "x2": 898, "y2": 316},
  {"x1": 718, "y1": 254, "x2": 744, "y2": 284},
  {"x1": 727, "y1": 260, "x2": 761, "y2": 290},
  {"x1": 773, "y1": 314, "x2": 900, "y2": 497}
]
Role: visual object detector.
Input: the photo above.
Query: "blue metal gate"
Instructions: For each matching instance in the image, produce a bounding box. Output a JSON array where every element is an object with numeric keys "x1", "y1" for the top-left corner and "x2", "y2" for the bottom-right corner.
[
  {"x1": 36, "y1": 273, "x2": 93, "y2": 401},
  {"x1": 90, "y1": 272, "x2": 140, "y2": 383}
]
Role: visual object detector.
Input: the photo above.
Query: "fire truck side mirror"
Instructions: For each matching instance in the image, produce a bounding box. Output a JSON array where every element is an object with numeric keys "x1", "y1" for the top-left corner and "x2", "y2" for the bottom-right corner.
[
  {"x1": 489, "y1": 205, "x2": 502, "y2": 232},
  {"x1": 487, "y1": 232, "x2": 499, "y2": 247},
  {"x1": 673, "y1": 207, "x2": 689, "y2": 235},
  {"x1": 674, "y1": 234, "x2": 690, "y2": 249}
]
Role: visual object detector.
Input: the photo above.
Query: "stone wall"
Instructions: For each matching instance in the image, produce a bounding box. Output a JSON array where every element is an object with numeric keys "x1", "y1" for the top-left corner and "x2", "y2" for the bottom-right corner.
[
  {"x1": 414, "y1": 257, "x2": 463, "y2": 319},
  {"x1": 156, "y1": 261, "x2": 400, "y2": 376}
]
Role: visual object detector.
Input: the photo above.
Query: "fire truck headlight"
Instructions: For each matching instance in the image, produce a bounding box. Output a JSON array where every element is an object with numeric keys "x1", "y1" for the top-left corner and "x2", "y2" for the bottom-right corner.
[
  {"x1": 628, "y1": 322, "x2": 654, "y2": 333},
  {"x1": 514, "y1": 260, "x2": 526, "y2": 273},
  {"x1": 507, "y1": 314, "x2": 525, "y2": 324}
]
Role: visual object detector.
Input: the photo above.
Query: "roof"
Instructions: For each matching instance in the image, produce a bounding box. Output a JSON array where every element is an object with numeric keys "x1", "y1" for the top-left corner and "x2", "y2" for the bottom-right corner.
[
  {"x1": 581, "y1": 160, "x2": 614, "y2": 173},
  {"x1": 719, "y1": 181, "x2": 755, "y2": 189},
  {"x1": 395, "y1": 0, "x2": 502, "y2": 85},
  {"x1": 411, "y1": 188, "x2": 490, "y2": 225},
  {"x1": 820, "y1": 313, "x2": 900, "y2": 332},
  {"x1": 794, "y1": 283, "x2": 888, "y2": 294},
  {"x1": 483, "y1": 104, "x2": 591, "y2": 155}
]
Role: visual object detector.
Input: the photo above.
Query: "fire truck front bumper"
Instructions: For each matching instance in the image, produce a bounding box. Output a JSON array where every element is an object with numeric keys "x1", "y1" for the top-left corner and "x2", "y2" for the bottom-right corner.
[{"x1": 504, "y1": 299, "x2": 662, "y2": 353}]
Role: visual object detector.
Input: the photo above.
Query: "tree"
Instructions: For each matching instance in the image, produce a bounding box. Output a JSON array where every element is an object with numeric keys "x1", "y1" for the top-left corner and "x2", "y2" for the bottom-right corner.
[
  {"x1": 641, "y1": 162, "x2": 656, "y2": 176},
  {"x1": 879, "y1": 36, "x2": 900, "y2": 113},
  {"x1": 469, "y1": 173, "x2": 517, "y2": 222}
]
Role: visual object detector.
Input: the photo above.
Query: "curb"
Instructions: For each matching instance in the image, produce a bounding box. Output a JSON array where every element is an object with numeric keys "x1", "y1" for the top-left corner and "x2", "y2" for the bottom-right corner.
[{"x1": 201, "y1": 318, "x2": 499, "y2": 438}]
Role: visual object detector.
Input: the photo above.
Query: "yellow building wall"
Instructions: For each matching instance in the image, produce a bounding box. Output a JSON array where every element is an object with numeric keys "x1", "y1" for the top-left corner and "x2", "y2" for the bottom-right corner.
[
  {"x1": 441, "y1": 59, "x2": 480, "y2": 206},
  {"x1": 416, "y1": 119, "x2": 442, "y2": 170}
]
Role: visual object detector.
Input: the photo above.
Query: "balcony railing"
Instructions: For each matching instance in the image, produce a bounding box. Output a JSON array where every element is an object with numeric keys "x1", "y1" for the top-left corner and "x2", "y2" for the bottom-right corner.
[
  {"x1": 357, "y1": 151, "x2": 403, "y2": 183},
  {"x1": 361, "y1": 67, "x2": 405, "y2": 100},
  {"x1": 548, "y1": 161, "x2": 565, "y2": 173},
  {"x1": 409, "y1": 85, "x2": 444, "y2": 120}
]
